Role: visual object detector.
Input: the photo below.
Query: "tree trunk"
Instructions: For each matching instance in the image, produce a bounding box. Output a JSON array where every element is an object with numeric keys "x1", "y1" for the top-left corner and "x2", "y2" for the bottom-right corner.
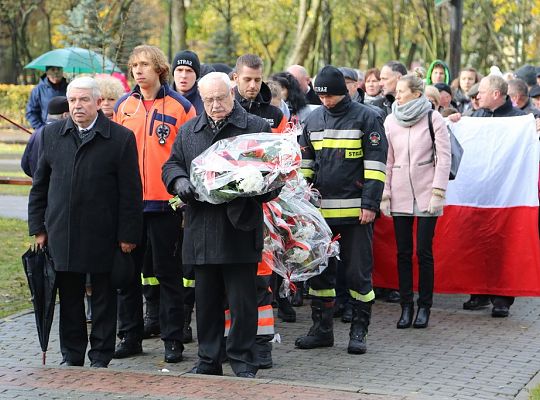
[
  {"x1": 449, "y1": 0, "x2": 463, "y2": 79},
  {"x1": 171, "y1": 0, "x2": 187, "y2": 53},
  {"x1": 286, "y1": 0, "x2": 322, "y2": 67}
]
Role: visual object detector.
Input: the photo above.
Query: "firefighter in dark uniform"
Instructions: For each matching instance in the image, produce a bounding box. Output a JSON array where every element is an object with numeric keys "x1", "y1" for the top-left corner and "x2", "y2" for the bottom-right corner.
[{"x1": 295, "y1": 66, "x2": 387, "y2": 354}]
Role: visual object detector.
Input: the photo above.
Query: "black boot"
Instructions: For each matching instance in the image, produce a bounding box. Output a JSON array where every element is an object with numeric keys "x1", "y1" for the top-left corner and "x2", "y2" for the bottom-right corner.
[
  {"x1": 413, "y1": 307, "x2": 430, "y2": 328},
  {"x1": 347, "y1": 301, "x2": 371, "y2": 354},
  {"x1": 113, "y1": 335, "x2": 143, "y2": 359},
  {"x1": 253, "y1": 339, "x2": 273, "y2": 369},
  {"x1": 341, "y1": 301, "x2": 353, "y2": 323},
  {"x1": 183, "y1": 304, "x2": 193, "y2": 343},
  {"x1": 164, "y1": 339, "x2": 183, "y2": 363},
  {"x1": 277, "y1": 296, "x2": 296, "y2": 322},
  {"x1": 143, "y1": 299, "x2": 160, "y2": 339},
  {"x1": 291, "y1": 288, "x2": 304, "y2": 307},
  {"x1": 397, "y1": 303, "x2": 414, "y2": 329},
  {"x1": 295, "y1": 299, "x2": 334, "y2": 349}
]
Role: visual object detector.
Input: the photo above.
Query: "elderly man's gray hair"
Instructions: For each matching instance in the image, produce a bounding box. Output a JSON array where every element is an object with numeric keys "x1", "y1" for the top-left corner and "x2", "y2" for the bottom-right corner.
[
  {"x1": 485, "y1": 75, "x2": 508, "y2": 96},
  {"x1": 198, "y1": 72, "x2": 232, "y2": 91},
  {"x1": 67, "y1": 76, "x2": 101, "y2": 99}
]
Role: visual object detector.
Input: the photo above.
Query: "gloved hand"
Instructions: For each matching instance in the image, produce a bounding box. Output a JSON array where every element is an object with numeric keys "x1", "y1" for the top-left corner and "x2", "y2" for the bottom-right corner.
[
  {"x1": 380, "y1": 195, "x2": 391, "y2": 217},
  {"x1": 173, "y1": 178, "x2": 197, "y2": 203},
  {"x1": 427, "y1": 190, "x2": 446, "y2": 214}
]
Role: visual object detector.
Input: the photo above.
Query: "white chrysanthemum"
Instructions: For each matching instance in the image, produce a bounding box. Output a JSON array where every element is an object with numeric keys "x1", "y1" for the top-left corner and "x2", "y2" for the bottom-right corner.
[
  {"x1": 294, "y1": 224, "x2": 317, "y2": 241},
  {"x1": 236, "y1": 166, "x2": 265, "y2": 193},
  {"x1": 288, "y1": 248, "x2": 310, "y2": 264}
]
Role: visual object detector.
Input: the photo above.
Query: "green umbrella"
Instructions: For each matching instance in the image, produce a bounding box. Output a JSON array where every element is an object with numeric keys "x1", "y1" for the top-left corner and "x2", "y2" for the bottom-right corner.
[{"x1": 25, "y1": 47, "x2": 118, "y2": 74}]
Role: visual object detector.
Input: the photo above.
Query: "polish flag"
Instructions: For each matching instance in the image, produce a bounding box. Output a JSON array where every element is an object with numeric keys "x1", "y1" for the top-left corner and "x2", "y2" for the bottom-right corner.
[{"x1": 373, "y1": 115, "x2": 540, "y2": 296}]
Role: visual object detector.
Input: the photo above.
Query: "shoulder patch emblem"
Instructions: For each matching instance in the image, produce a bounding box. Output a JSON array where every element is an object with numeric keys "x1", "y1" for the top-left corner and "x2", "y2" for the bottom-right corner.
[{"x1": 369, "y1": 132, "x2": 381, "y2": 146}]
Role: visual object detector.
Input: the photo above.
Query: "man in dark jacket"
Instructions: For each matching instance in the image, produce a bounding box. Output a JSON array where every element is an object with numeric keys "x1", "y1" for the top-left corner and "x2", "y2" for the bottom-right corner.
[
  {"x1": 28, "y1": 76, "x2": 143, "y2": 368},
  {"x1": 508, "y1": 79, "x2": 540, "y2": 118},
  {"x1": 463, "y1": 75, "x2": 527, "y2": 317},
  {"x1": 296, "y1": 66, "x2": 387, "y2": 355},
  {"x1": 25, "y1": 66, "x2": 68, "y2": 129},
  {"x1": 234, "y1": 54, "x2": 288, "y2": 133},
  {"x1": 172, "y1": 50, "x2": 205, "y2": 115},
  {"x1": 162, "y1": 72, "x2": 273, "y2": 378},
  {"x1": 287, "y1": 64, "x2": 322, "y2": 106},
  {"x1": 379, "y1": 61, "x2": 407, "y2": 118}
]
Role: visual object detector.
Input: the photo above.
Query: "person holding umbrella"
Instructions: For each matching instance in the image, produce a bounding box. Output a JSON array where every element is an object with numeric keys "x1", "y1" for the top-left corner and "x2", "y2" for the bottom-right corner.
[
  {"x1": 28, "y1": 76, "x2": 143, "y2": 368},
  {"x1": 25, "y1": 66, "x2": 68, "y2": 130}
]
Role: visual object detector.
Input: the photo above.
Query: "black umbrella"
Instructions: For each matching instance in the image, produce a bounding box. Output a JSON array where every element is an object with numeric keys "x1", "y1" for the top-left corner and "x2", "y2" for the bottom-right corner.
[{"x1": 22, "y1": 246, "x2": 57, "y2": 365}]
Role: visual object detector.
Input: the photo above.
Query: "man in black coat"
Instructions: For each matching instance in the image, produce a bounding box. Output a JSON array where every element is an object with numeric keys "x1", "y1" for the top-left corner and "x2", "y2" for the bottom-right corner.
[
  {"x1": 28, "y1": 76, "x2": 143, "y2": 368},
  {"x1": 162, "y1": 71, "x2": 273, "y2": 378}
]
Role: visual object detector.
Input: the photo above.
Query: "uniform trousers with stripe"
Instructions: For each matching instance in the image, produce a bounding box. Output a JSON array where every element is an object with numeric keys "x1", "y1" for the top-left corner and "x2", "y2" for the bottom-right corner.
[
  {"x1": 309, "y1": 223, "x2": 374, "y2": 302},
  {"x1": 194, "y1": 263, "x2": 258, "y2": 375},
  {"x1": 117, "y1": 212, "x2": 184, "y2": 342}
]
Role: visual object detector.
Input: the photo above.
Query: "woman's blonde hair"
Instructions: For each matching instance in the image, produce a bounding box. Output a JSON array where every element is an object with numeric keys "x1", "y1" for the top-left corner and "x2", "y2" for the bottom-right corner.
[
  {"x1": 398, "y1": 67, "x2": 425, "y2": 95},
  {"x1": 424, "y1": 85, "x2": 440, "y2": 109},
  {"x1": 128, "y1": 45, "x2": 170, "y2": 84},
  {"x1": 95, "y1": 75, "x2": 125, "y2": 101}
]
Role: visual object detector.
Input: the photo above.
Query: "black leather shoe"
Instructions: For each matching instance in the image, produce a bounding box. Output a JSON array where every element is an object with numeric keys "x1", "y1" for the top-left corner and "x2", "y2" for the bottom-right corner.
[
  {"x1": 463, "y1": 295, "x2": 491, "y2": 310},
  {"x1": 189, "y1": 365, "x2": 223, "y2": 376},
  {"x1": 90, "y1": 360, "x2": 108, "y2": 368},
  {"x1": 386, "y1": 290, "x2": 401, "y2": 303},
  {"x1": 413, "y1": 307, "x2": 430, "y2": 328},
  {"x1": 341, "y1": 302, "x2": 353, "y2": 323},
  {"x1": 143, "y1": 322, "x2": 160, "y2": 339},
  {"x1": 113, "y1": 338, "x2": 143, "y2": 359},
  {"x1": 60, "y1": 359, "x2": 83, "y2": 367},
  {"x1": 236, "y1": 371, "x2": 256, "y2": 378},
  {"x1": 491, "y1": 305, "x2": 509, "y2": 318},
  {"x1": 164, "y1": 340, "x2": 183, "y2": 363},
  {"x1": 397, "y1": 303, "x2": 414, "y2": 329}
]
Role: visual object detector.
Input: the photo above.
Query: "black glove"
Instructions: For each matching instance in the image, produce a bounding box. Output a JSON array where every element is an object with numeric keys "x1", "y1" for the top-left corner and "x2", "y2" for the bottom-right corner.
[
  {"x1": 173, "y1": 178, "x2": 197, "y2": 203},
  {"x1": 254, "y1": 187, "x2": 282, "y2": 204}
]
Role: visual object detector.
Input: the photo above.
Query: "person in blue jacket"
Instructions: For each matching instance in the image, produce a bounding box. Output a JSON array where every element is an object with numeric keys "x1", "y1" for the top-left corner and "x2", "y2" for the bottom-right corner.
[
  {"x1": 25, "y1": 66, "x2": 68, "y2": 129},
  {"x1": 21, "y1": 96, "x2": 69, "y2": 177}
]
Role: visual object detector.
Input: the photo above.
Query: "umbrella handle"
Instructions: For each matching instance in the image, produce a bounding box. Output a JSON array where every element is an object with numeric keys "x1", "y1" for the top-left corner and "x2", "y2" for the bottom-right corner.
[{"x1": 42, "y1": 351, "x2": 46, "y2": 366}]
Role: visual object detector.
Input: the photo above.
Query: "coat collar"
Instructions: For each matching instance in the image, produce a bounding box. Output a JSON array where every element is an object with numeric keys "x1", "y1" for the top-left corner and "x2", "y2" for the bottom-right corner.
[
  {"x1": 131, "y1": 83, "x2": 171, "y2": 99},
  {"x1": 193, "y1": 101, "x2": 248, "y2": 133},
  {"x1": 60, "y1": 110, "x2": 111, "y2": 139}
]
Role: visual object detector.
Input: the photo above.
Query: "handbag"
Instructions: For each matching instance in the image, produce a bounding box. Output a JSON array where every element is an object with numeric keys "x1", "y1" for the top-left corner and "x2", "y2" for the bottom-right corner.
[{"x1": 428, "y1": 110, "x2": 464, "y2": 180}]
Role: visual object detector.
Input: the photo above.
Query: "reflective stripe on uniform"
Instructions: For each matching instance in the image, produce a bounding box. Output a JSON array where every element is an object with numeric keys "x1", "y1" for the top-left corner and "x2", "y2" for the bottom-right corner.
[
  {"x1": 312, "y1": 138, "x2": 361, "y2": 151},
  {"x1": 308, "y1": 288, "x2": 336, "y2": 298},
  {"x1": 350, "y1": 289, "x2": 375, "y2": 302},
  {"x1": 364, "y1": 160, "x2": 386, "y2": 173},
  {"x1": 300, "y1": 168, "x2": 315, "y2": 179},
  {"x1": 310, "y1": 129, "x2": 363, "y2": 140},
  {"x1": 301, "y1": 159, "x2": 315, "y2": 168},
  {"x1": 364, "y1": 170, "x2": 386, "y2": 182},
  {"x1": 224, "y1": 305, "x2": 275, "y2": 336},
  {"x1": 320, "y1": 208, "x2": 361, "y2": 219},
  {"x1": 141, "y1": 274, "x2": 160, "y2": 286},
  {"x1": 183, "y1": 278, "x2": 195, "y2": 288},
  {"x1": 320, "y1": 198, "x2": 362, "y2": 209}
]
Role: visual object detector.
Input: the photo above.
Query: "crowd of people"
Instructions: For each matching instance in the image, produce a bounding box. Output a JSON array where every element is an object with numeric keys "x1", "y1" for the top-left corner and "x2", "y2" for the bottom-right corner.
[{"x1": 23, "y1": 44, "x2": 540, "y2": 378}]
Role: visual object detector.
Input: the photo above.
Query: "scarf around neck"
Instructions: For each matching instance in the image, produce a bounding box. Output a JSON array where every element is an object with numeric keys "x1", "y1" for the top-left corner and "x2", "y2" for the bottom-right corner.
[{"x1": 392, "y1": 95, "x2": 432, "y2": 127}]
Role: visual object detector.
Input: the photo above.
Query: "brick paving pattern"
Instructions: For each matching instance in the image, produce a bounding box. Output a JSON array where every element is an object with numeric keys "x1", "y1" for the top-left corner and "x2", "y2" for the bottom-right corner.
[{"x1": 1, "y1": 294, "x2": 540, "y2": 399}]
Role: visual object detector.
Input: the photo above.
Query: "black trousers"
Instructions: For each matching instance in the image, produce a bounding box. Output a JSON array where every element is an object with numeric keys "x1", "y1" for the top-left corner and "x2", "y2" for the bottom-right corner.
[
  {"x1": 57, "y1": 271, "x2": 116, "y2": 365},
  {"x1": 393, "y1": 216, "x2": 437, "y2": 308},
  {"x1": 194, "y1": 263, "x2": 258, "y2": 375},
  {"x1": 117, "y1": 212, "x2": 184, "y2": 342},
  {"x1": 309, "y1": 224, "x2": 374, "y2": 302}
]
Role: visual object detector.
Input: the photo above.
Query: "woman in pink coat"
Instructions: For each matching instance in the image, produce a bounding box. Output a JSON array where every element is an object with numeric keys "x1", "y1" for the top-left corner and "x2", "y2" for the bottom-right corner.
[{"x1": 381, "y1": 70, "x2": 451, "y2": 329}]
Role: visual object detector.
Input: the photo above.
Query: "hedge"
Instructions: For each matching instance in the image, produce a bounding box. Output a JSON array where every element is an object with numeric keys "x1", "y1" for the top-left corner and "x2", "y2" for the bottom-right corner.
[{"x1": 0, "y1": 85, "x2": 33, "y2": 129}]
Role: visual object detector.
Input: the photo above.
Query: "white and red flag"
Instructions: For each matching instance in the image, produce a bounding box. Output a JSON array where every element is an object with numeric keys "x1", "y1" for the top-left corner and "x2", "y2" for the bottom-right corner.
[{"x1": 373, "y1": 115, "x2": 540, "y2": 296}]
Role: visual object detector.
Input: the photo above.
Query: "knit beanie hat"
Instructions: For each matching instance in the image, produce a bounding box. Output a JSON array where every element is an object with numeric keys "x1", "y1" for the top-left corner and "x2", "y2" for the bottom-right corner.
[
  {"x1": 47, "y1": 96, "x2": 69, "y2": 115},
  {"x1": 314, "y1": 66, "x2": 348, "y2": 95},
  {"x1": 172, "y1": 50, "x2": 201, "y2": 79}
]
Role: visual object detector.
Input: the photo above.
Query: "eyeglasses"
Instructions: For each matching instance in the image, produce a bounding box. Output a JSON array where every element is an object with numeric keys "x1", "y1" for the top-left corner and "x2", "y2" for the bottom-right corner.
[{"x1": 202, "y1": 95, "x2": 229, "y2": 106}]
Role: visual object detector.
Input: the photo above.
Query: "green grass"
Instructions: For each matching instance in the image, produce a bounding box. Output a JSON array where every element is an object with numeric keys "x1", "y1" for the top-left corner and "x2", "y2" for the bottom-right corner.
[
  {"x1": 0, "y1": 170, "x2": 31, "y2": 196},
  {"x1": 530, "y1": 385, "x2": 540, "y2": 400},
  {"x1": 0, "y1": 217, "x2": 33, "y2": 318},
  {"x1": 0, "y1": 143, "x2": 25, "y2": 155}
]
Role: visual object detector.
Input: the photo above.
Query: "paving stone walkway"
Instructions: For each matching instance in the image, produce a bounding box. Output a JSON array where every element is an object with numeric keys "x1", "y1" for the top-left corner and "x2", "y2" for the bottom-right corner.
[{"x1": 1, "y1": 294, "x2": 539, "y2": 399}]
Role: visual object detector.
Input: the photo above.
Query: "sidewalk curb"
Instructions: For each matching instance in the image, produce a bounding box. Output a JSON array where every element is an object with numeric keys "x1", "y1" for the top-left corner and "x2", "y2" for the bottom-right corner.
[{"x1": 515, "y1": 369, "x2": 540, "y2": 400}]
